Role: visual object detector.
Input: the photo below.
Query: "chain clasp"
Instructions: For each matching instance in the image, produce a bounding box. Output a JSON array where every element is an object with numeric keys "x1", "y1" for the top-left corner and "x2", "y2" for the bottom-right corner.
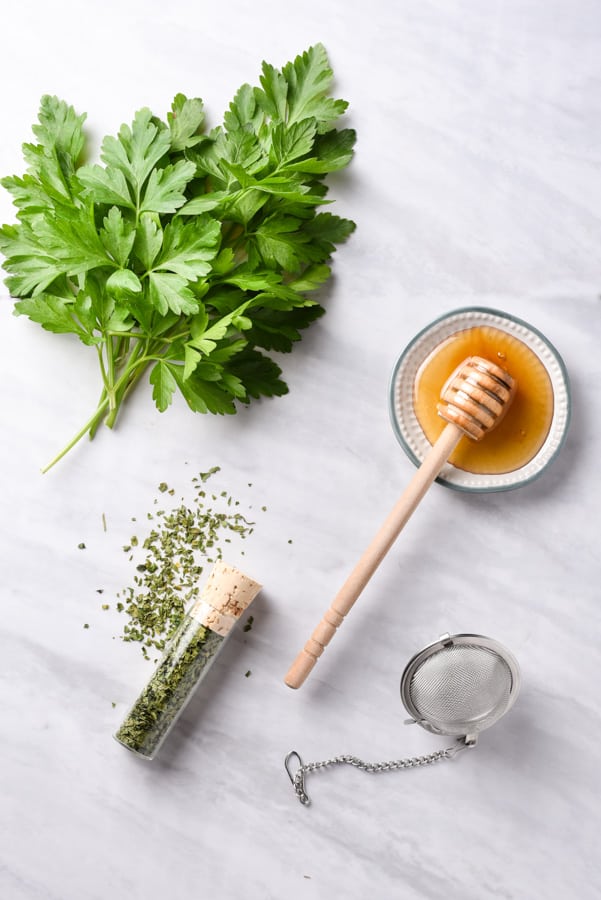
[{"x1": 284, "y1": 750, "x2": 311, "y2": 805}]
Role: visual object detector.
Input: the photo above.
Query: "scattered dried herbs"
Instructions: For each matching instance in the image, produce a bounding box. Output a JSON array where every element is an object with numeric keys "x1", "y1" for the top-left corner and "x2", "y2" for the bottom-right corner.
[{"x1": 116, "y1": 467, "x2": 255, "y2": 658}]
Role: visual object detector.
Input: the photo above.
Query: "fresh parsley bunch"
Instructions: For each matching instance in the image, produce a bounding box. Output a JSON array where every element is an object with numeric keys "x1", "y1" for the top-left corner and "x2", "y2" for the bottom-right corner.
[{"x1": 0, "y1": 44, "x2": 355, "y2": 471}]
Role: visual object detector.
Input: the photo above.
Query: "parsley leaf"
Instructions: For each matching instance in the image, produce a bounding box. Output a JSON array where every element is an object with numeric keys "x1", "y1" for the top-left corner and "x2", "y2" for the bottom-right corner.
[
  {"x1": 253, "y1": 215, "x2": 311, "y2": 271},
  {"x1": 149, "y1": 360, "x2": 178, "y2": 412},
  {"x1": 167, "y1": 94, "x2": 206, "y2": 151},
  {"x1": 14, "y1": 293, "x2": 97, "y2": 345},
  {"x1": 140, "y1": 160, "x2": 196, "y2": 214},
  {"x1": 100, "y1": 207, "x2": 136, "y2": 266},
  {"x1": 154, "y1": 217, "x2": 221, "y2": 279},
  {"x1": 0, "y1": 44, "x2": 356, "y2": 471},
  {"x1": 282, "y1": 44, "x2": 348, "y2": 127}
]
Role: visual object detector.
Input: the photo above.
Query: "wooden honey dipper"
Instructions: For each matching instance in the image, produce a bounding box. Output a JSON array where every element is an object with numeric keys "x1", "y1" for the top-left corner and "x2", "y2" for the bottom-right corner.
[{"x1": 284, "y1": 355, "x2": 517, "y2": 689}]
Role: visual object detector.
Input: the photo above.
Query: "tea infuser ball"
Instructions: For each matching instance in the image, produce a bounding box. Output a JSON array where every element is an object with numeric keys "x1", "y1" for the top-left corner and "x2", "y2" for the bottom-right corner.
[
  {"x1": 285, "y1": 633, "x2": 521, "y2": 806},
  {"x1": 400, "y1": 633, "x2": 520, "y2": 744}
]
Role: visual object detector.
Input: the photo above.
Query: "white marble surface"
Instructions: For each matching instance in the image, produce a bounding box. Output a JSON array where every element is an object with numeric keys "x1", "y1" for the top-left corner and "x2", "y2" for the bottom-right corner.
[{"x1": 1, "y1": 1, "x2": 601, "y2": 898}]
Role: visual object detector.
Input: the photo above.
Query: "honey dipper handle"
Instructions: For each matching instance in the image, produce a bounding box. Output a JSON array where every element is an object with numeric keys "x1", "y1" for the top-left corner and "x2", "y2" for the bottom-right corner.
[{"x1": 284, "y1": 422, "x2": 463, "y2": 689}]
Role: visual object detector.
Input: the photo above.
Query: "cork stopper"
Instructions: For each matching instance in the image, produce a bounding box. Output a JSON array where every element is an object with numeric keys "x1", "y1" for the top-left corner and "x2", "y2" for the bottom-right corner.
[{"x1": 189, "y1": 562, "x2": 262, "y2": 637}]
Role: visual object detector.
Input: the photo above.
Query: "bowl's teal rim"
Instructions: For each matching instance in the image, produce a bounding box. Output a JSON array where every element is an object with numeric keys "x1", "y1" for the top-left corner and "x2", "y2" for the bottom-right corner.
[{"x1": 388, "y1": 306, "x2": 571, "y2": 493}]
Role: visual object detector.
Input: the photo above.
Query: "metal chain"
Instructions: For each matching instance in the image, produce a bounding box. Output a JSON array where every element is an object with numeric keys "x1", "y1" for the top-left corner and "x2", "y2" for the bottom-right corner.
[{"x1": 285, "y1": 742, "x2": 470, "y2": 806}]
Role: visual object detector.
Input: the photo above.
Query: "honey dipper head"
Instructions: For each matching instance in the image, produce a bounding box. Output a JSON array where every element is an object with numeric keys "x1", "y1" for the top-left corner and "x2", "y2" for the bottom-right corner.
[{"x1": 436, "y1": 356, "x2": 517, "y2": 441}]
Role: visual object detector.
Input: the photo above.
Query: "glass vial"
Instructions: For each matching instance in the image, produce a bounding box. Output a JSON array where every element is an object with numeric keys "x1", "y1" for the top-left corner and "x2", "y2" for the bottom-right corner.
[{"x1": 114, "y1": 561, "x2": 261, "y2": 759}]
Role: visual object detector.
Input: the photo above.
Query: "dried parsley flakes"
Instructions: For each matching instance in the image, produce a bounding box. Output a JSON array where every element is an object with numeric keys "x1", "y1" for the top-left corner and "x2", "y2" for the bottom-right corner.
[
  {"x1": 115, "y1": 616, "x2": 224, "y2": 758},
  {"x1": 116, "y1": 468, "x2": 255, "y2": 658}
]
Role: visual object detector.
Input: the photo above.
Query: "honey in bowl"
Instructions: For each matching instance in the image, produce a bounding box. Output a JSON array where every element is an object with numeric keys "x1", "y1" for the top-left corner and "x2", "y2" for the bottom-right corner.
[{"x1": 413, "y1": 325, "x2": 554, "y2": 474}]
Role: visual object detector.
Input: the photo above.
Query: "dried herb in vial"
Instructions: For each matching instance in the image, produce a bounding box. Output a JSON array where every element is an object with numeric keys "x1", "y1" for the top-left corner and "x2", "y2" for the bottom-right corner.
[{"x1": 114, "y1": 562, "x2": 261, "y2": 759}]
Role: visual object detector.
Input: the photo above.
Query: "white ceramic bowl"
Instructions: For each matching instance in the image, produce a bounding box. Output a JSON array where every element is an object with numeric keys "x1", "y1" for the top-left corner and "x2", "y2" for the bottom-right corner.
[{"x1": 388, "y1": 307, "x2": 571, "y2": 492}]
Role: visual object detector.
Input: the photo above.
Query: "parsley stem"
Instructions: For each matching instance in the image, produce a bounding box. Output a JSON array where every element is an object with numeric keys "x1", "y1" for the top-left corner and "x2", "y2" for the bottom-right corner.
[
  {"x1": 106, "y1": 330, "x2": 146, "y2": 340},
  {"x1": 41, "y1": 344, "x2": 151, "y2": 471},
  {"x1": 104, "y1": 358, "x2": 148, "y2": 428},
  {"x1": 96, "y1": 344, "x2": 111, "y2": 396},
  {"x1": 89, "y1": 385, "x2": 108, "y2": 440},
  {"x1": 103, "y1": 338, "x2": 149, "y2": 428},
  {"x1": 105, "y1": 337, "x2": 118, "y2": 412},
  {"x1": 41, "y1": 399, "x2": 111, "y2": 473}
]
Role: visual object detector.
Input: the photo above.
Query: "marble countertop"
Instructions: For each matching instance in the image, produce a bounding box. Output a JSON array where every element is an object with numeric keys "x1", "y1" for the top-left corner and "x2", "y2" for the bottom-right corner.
[{"x1": 1, "y1": 1, "x2": 600, "y2": 898}]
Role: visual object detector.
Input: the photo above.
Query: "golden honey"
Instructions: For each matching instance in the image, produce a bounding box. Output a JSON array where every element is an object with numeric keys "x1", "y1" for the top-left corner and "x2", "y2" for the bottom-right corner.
[{"x1": 413, "y1": 325, "x2": 554, "y2": 474}]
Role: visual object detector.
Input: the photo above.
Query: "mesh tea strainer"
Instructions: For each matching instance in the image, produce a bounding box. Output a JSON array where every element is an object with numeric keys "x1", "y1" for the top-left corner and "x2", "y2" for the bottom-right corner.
[{"x1": 285, "y1": 633, "x2": 520, "y2": 806}]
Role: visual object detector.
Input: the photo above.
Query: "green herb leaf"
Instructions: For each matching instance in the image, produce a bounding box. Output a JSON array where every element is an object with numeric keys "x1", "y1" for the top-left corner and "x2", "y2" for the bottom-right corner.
[
  {"x1": 227, "y1": 349, "x2": 288, "y2": 400},
  {"x1": 269, "y1": 119, "x2": 317, "y2": 167},
  {"x1": 224, "y1": 83, "x2": 264, "y2": 133},
  {"x1": 172, "y1": 365, "x2": 237, "y2": 414},
  {"x1": 140, "y1": 159, "x2": 196, "y2": 214},
  {"x1": 147, "y1": 272, "x2": 198, "y2": 316},
  {"x1": 14, "y1": 293, "x2": 97, "y2": 344},
  {"x1": 134, "y1": 214, "x2": 163, "y2": 270},
  {"x1": 101, "y1": 108, "x2": 171, "y2": 192},
  {"x1": 153, "y1": 216, "x2": 220, "y2": 279},
  {"x1": 0, "y1": 207, "x2": 112, "y2": 295},
  {"x1": 167, "y1": 94, "x2": 205, "y2": 151},
  {"x1": 77, "y1": 164, "x2": 135, "y2": 208},
  {"x1": 177, "y1": 192, "x2": 227, "y2": 216},
  {"x1": 106, "y1": 269, "x2": 142, "y2": 296},
  {"x1": 253, "y1": 215, "x2": 310, "y2": 271},
  {"x1": 100, "y1": 207, "x2": 136, "y2": 266},
  {"x1": 149, "y1": 360, "x2": 177, "y2": 411},
  {"x1": 31, "y1": 94, "x2": 87, "y2": 162}
]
